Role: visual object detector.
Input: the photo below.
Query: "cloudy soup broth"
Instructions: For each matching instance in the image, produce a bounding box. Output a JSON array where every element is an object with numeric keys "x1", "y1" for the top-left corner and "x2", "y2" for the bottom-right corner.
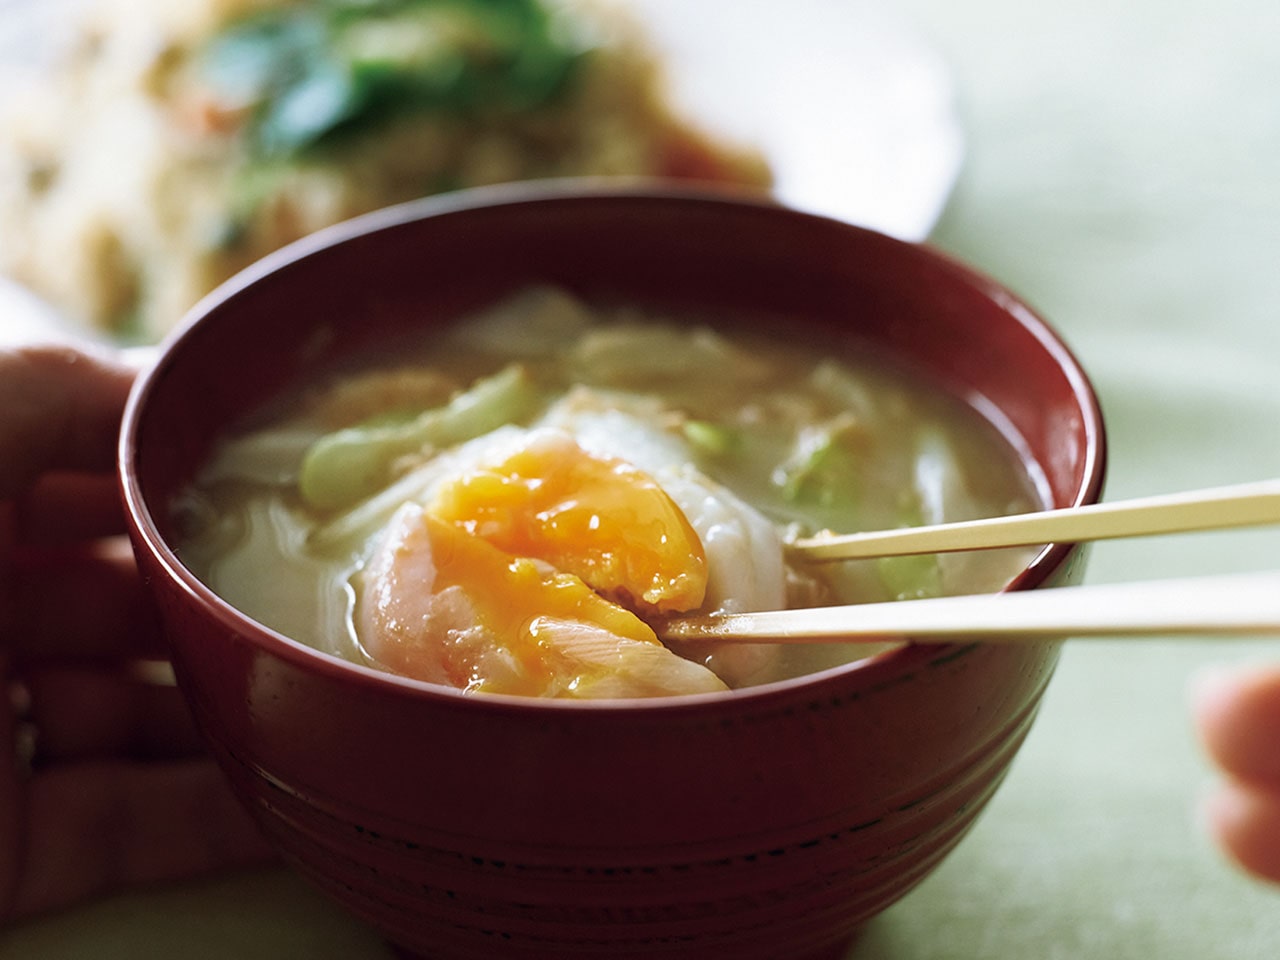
[{"x1": 175, "y1": 288, "x2": 1046, "y2": 698}]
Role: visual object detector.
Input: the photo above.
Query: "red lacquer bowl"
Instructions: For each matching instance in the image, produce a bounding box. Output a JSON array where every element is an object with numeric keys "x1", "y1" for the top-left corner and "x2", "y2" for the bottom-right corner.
[{"x1": 119, "y1": 184, "x2": 1106, "y2": 960}]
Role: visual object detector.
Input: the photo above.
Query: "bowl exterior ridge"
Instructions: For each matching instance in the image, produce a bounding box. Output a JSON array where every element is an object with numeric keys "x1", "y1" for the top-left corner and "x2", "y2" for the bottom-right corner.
[{"x1": 191, "y1": 666, "x2": 1052, "y2": 960}]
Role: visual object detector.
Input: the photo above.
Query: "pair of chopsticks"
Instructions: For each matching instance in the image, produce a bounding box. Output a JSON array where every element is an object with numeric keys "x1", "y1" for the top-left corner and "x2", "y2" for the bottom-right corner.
[{"x1": 659, "y1": 479, "x2": 1280, "y2": 644}]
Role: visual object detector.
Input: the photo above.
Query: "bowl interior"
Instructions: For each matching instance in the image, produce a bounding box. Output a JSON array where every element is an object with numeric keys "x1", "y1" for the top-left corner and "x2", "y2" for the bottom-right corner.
[{"x1": 122, "y1": 183, "x2": 1106, "y2": 689}]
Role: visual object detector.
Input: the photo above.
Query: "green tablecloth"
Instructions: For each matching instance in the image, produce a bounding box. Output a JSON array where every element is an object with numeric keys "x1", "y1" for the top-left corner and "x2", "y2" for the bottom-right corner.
[{"x1": 4, "y1": 0, "x2": 1280, "y2": 956}]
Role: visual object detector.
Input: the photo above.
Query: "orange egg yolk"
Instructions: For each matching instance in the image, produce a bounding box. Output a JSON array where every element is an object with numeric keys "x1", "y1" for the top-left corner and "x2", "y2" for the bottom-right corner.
[
  {"x1": 427, "y1": 512, "x2": 660, "y2": 690},
  {"x1": 428, "y1": 434, "x2": 708, "y2": 615}
]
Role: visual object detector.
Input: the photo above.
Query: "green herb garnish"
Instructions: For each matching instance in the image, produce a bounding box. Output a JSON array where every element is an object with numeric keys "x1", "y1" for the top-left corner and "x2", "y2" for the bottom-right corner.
[{"x1": 201, "y1": 0, "x2": 589, "y2": 159}]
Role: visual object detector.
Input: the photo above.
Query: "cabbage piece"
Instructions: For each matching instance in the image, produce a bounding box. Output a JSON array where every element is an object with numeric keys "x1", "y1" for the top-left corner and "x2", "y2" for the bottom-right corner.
[
  {"x1": 874, "y1": 427, "x2": 959, "y2": 601},
  {"x1": 299, "y1": 364, "x2": 538, "y2": 511},
  {"x1": 441, "y1": 286, "x2": 596, "y2": 358},
  {"x1": 682, "y1": 419, "x2": 741, "y2": 458},
  {"x1": 570, "y1": 323, "x2": 772, "y2": 387},
  {"x1": 773, "y1": 413, "x2": 864, "y2": 513},
  {"x1": 200, "y1": 425, "x2": 324, "y2": 487},
  {"x1": 875, "y1": 540, "x2": 943, "y2": 602}
]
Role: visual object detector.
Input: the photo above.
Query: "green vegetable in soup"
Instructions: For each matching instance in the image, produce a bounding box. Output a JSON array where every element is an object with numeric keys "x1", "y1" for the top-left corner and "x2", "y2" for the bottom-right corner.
[
  {"x1": 876, "y1": 551, "x2": 943, "y2": 601},
  {"x1": 299, "y1": 363, "x2": 539, "y2": 510},
  {"x1": 202, "y1": 425, "x2": 325, "y2": 487},
  {"x1": 682, "y1": 419, "x2": 740, "y2": 458},
  {"x1": 570, "y1": 324, "x2": 772, "y2": 388},
  {"x1": 774, "y1": 413, "x2": 864, "y2": 510},
  {"x1": 874, "y1": 426, "x2": 970, "y2": 601},
  {"x1": 874, "y1": 497, "x2": 944, "y2": 602}
]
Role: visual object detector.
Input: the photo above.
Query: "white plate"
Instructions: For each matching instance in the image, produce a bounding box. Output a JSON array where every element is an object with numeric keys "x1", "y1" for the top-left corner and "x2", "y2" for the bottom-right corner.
[{"x1": 622, "y1": 0, "x2": 964, "y2": 241}]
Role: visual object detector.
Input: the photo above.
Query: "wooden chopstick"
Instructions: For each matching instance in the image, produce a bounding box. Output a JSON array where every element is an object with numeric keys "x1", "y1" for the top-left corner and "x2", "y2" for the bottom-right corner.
[
  {"x1": 790, "y1": 478, "x2": 1280, "y2": 562},
  {"x1": 658, "y1": 571, "x2": 1280, "y2": 644}
]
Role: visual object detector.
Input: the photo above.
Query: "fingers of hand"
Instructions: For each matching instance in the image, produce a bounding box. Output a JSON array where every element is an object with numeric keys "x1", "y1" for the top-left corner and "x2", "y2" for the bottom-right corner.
[
  {"x1": 0, "y1": 664, "x2": 32, "y2": 918},
  {"x1": 0, "y1": 345, "x2": 135, "y2": 497},
  {"x1": 0, "y1": 346, "x2": 270, "y2": 920},
  {"x1": 9, "y1": 538, "x2": 167, "y2": 662},
  {"x1": 14, "y1": 472, "x2": 127, "y2": 547},
  {"x1": 1192, "y1": 665, "x2": 1280, "y2": 884},
  {"x1": 1203, "y1": 782, "x2": 1280, "y2": 886},
  {"x1": 11, "y1": 759, "x2": 278, "y2": 920},
  {"x1": 1192, "y1": 665, "x2": 1280, "y2": 790},
  {"x1": 23, "y1": 663, "x2": 204, "y2": 764}
]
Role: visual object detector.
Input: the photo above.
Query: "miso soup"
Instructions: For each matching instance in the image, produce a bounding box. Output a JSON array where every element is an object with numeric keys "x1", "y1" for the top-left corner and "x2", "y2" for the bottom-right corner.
[{"x1": 175, "y1": 288, "x2": 1046, "y2": 698}]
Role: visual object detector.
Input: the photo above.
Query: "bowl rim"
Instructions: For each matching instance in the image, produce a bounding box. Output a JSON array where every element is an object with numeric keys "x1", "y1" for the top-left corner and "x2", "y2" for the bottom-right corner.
[{"x1": 118, "y1": 179, "x2": 1107, "y2": 715}]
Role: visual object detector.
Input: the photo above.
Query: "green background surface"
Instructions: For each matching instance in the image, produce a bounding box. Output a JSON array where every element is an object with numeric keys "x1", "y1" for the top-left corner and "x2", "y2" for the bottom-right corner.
[{"x1": 5, "y1": 0, "x2": 1280, "y2": 956}]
